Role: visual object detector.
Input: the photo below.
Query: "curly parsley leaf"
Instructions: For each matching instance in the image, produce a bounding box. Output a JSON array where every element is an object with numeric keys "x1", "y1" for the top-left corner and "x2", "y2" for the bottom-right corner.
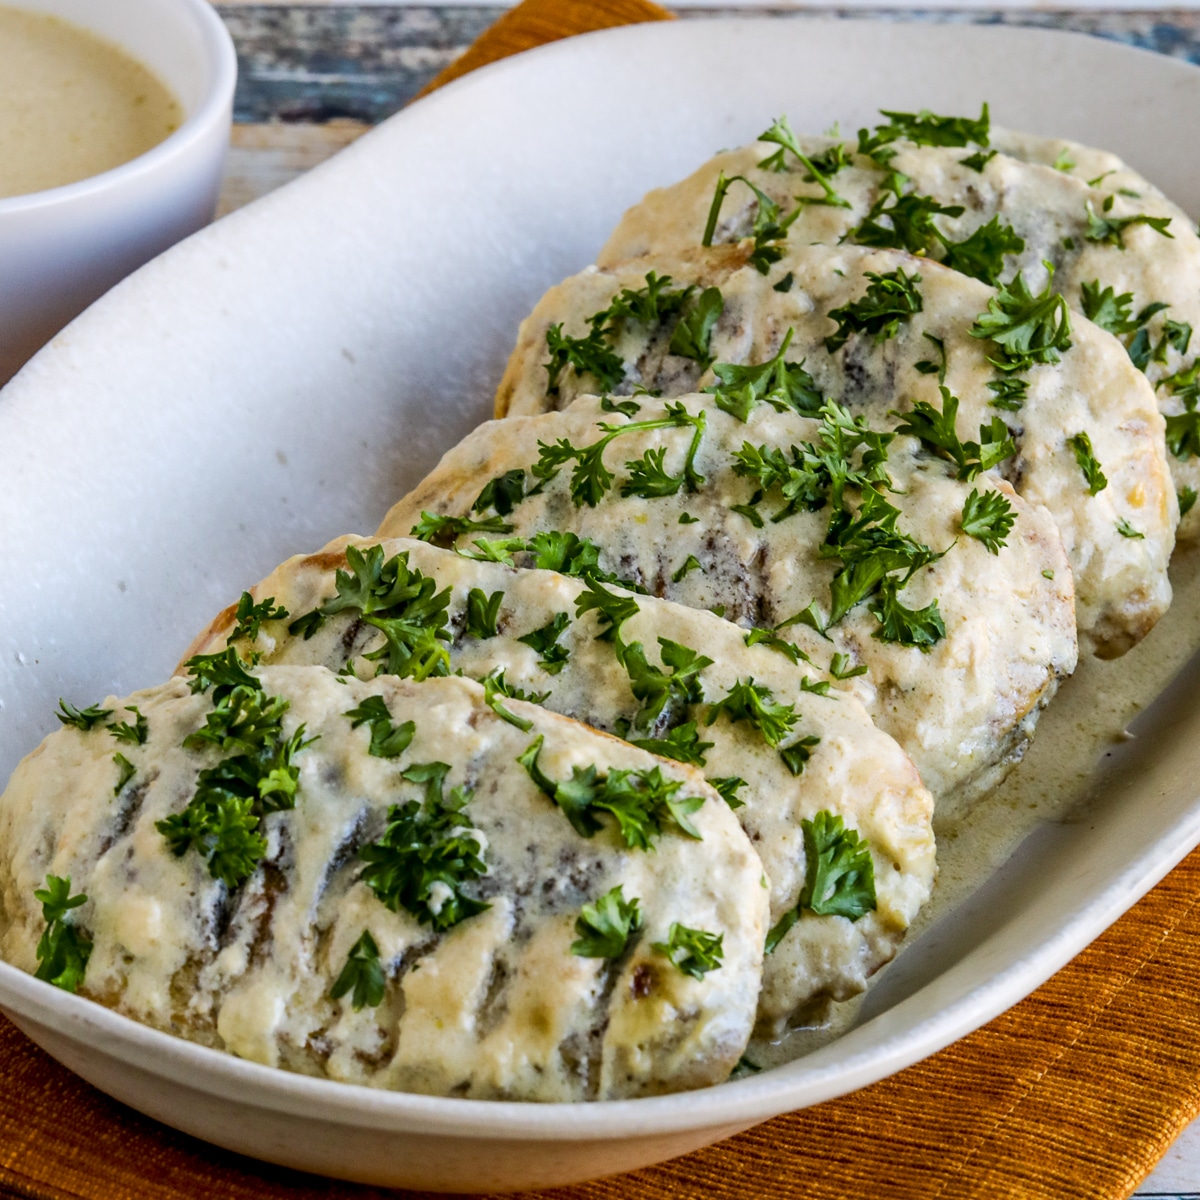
[
  {"x1": 1084, "y1": 197, "x2": 1173, "y2": 248},
  {"x1": 705, "y1": 678, "x2": 798, "y2": 749},
  {"x1": 112, "y1": 752, "x2": 136, "y2": 795},
  {"x1": 617, "y1": 636, "x2": 712, "y2": 733},
  {"x1": 1180, "y1": 487, "x2": 1198, "y2": 517},
  {"x1": 987, "y1": 376, "x2": 1028, "y2": 411},
  {"x1": 228, "y1": 592, "x2": 289, "y2": 645},
  {"x1": 1116, "y1": 517, "x2": 1144, "y2": 539},
  {"x1": 108, "y1": 706, "x2": 148, "y2": 745},
  {"x1": 622, "y1": 720, "x2": 714, "y2": 768},
  {"x1": 869, "y1": 579, "x2": 947, "y2": 649},
  {"x1": 410, "y1": 512, "x2": 514, "y2": 547},
  {"x1": 575, "y1": 577, "x2": 640, "y2": 643},
  {"x1": 668, "y1": 286, "x2": 724, "y2": 367},
  {"x1": 671, "y1": 554, "x2": 703, "y2": 582},
  {"x1": 481, "y1": 669, "x2": 548, "y2": 732},
  {"x1": 825, "y1": 269, "x2": 923, "y2": 353},
  {"x1": 472, "y1": 469, "x2": 527, "y2": 517},
  {"x1": 1068, "y1": 431, "x2": 1108, "y2": 495},
  {"x1": 518, "y1": 735, "x2": 705, "y2": 847},
  {"x1": 961, "y1": 488, "x2": 1016, "y2": 553},
  {"x1": 545, "y1": 321, "x2": 625, "y2": 397},
  {"x1": 870, "y1": 103, "x2": 990, "y2": 150},
  {"x1": 1079, "y1": 281, "x2": 1169, "y2": 338},
  {"x1": 33, "y1": 874, "x2": 91, "y2": 993},
  {"x1": 960, "y1": 148, "x2": 998, "y2": 172},
  {"x1": 56, "y1": 700, "x2": 112, "y2": 732},
  {"x1": 892, "y1": 386, "x2": 1015, "y2": 480},
  {"x1": 330, "y1": 930, "x2": 386, "y2": 1010},
  {"x1": 765, "y1": 812, "x2": 876, "y2": 952},
  {"x1": 707, "y1": 328, "x2": 825, "y2": 421},
  {"x1": 850, "y1": 187, "x2": 964, "y2": 257},
  {"x1": 517, "y1": 612, "x2": 572, "y2": 674},
  {"x1": 756, "y1": 114, "x2": 849, "y2": 207},
  {"x1": 744, "y1": 627, "x2": 807, "y2": 664},
  {"x1": 969, "y1": 268, "x2": 1072, "y2": 373},
  {"x1": 939, "y1": 215, "x2": 1025, "y2": 286},
  {"x1": 709, "y1": 775, "x2": 747, "y2": 809},
  {"x1": 571, "y1": 885, "x2": 644, "y2": 958},
  {"x1": 359, "y1": 778, "x2": 488, "y2": 932},
  {"x1": 652, "y1": 922, "x2": 724, "y2": 979},
  {"x1": 464, "y1": 588, "x2": 504, "y2": 640},
  {"x1": 622, "y1": 446, "x2": 686, "y2": 500},
  {"x1": 344, "y1": 695, "x2": 416, "y2": 759},
  {"x1": 1129, "y1": 319, "x2": 1192, "y2": 374}
]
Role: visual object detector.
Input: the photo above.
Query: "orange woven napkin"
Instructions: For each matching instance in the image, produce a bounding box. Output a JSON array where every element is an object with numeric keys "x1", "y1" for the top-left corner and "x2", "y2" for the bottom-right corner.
[{"x1": 2, "y1": 4, "x2": 1199, "y2": 1198}]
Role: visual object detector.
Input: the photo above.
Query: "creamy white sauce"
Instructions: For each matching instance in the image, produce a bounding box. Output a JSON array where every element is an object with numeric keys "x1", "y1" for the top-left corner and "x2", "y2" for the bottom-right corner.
[{"x1": 0, "y1": 6, "x2": 181, "y2": 199}]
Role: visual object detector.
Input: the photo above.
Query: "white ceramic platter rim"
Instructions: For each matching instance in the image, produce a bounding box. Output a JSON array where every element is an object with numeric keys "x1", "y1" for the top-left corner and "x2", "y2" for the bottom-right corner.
[{"x1": 1, "y1": 15, "x2": 1199, "y2": 1150}]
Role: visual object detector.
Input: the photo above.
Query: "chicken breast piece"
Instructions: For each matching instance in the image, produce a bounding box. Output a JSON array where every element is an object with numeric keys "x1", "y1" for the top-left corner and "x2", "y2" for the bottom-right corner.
[
  {"x1": 182, "y1": 535, "x2": 937, "y2": 1034},
  {"x1": 496, "y1": 243, "x2": 1173, "y2": 657},
  {"x1": 378, "y1": 394, "x2": 1078, "y2": 807},
  {"x1": 593, "y1": 125, "x2": 1200, "y2": 535},
  {"x1": 0, "y1": 668, "x2": 766, "y2": 1100}
]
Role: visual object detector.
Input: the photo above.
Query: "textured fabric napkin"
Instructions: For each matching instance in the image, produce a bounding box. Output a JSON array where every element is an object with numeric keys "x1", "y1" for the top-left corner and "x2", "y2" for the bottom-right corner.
[{"x1": 3, "y1": 3, "x2": 1200, "y2": 1198}]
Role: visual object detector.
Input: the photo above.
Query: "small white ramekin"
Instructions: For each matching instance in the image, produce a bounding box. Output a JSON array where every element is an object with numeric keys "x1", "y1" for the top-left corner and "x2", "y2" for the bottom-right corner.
[{"x1": 0, "y1": 0, "x2": 236, "y2": 385}]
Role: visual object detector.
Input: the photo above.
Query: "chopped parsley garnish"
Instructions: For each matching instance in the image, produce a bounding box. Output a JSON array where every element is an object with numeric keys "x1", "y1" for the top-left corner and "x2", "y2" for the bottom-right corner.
[
  {"x1": 617, "y1": 636, "x2": 712, "y2": 734},
  {"x1": 961, "y1": 488, "x2": 1016, "y2": 553},
  {"x1": 892, "y1": 386, "x2": 1015, "y2": 480},
  {"x1": 668, "y1": 286, "x2": 724, "y2": 367},
  {"x1": 545, "y1": 321, "x2": 625, "y2": 397},
  {"x1": 702, "y1": 171, "x2": 803, "y2": 272},
  {"x1": 960, "y1": 148, "x2": 998, "y2": 172},
  {"x1": 915, "y1": 332, "x2": 947, "y2": 381},
  {"x1": 464, "y1": 588, "x2": 504, "y2": 639},
  {"x1": 518, "y1": 734, "x2": 705, "y2": 847},
  {"x1": 1054, "y1": 148, "x2": 1076, "y2": 173},
  {"x1": 529, "y1": 401, "x2": 706, "y2": 507},
  {"x1": 575, "y1": 576, "x2": 640, "y2": 642},
  {"x1": 1068, "y1": 431, "x2": 1108, "y2": 495},
  {"x1": 410, "y1": 512, "x2": 513, "y2": 547},
  {"x1": 517, "y1": 612, "x2": 572, "y2": 674},
  {"x1": 986, "y1": 376, "x2": 1028, "y2": 411},
  {"x1": 108, "y1": 706, "x2": 147, "y2": 745},
  {"x1": 112, "y1": 752, "x2": 136, "y2": 795},
  {"x1": 33, "y1": 875, "x2": 91, "y2": 993},
  {"x1": 679, "y1": 512, "x2": 699, "y2": 524},
  {"x1": 773, "y1": 271, "x2": 795, "y2": 293},
  {"x1": 473, "y1": 469, "x2": 527, "y2": 517},
  {"x1": 1079, "y1": 281, "x2": 1169, "y2": 338},
  {"x1": 779, "y1": 735, "x2": 821, "y2": 776},
  {"x1": 228, "y1": 592, "x2": 289, "y2": 645},
  {"x1": 1129, "y1": 319, "x2": 1192, "y2": 374},
  {"x1": 969, "y1": 268, "x2": 1072, "y2": 373},
  {"x1": 744, "y1": 627, "x2": 807, "y2": 664},
  {"x1": 756, "y1": 115, "x2": 849, "y2": 208},
  {"x1": 652, "y1": 922, "x2": 724, "y2": 979},
  {"x1": 158, "y1": 660, "x2": 313, "y2": 887},
  {"x1": 622, "y1": 446, "x2": 687, "y2": 499},
  {"x1": 1116, "y1": 517, "x2": 1144, "y2": 539},
  {"x1": 570, "y1": 885, "x2": 643, "y2": 958},
  {"x1": 868, "y1": 579, "x2": 946, "y2": 649},
  {"x1": 940, "y1": 216, "x2": 1025, "y2": 287},
  {"x1": 56, "y1": 700, "x2": 111, "y2": 732},
  {"x1": 706, "y1": 328, "x2": 825, "y2": 421},
  {"x1": 866, "y1": 103, "x2": 990, "y2": 150},
  {"x1": 601, "y1": 396, "x2": 641, "y2": 418},
  {"x1": 288, "y1": 544, "x2": 452, "y2": 681},
  {"x1": 1161, "y1": 361, "x2": 1200, "y2": 460},
  {"x1": 1180, "y1": 487, "x2": 1198, "y2": 517},
  {"x1": 623, "y1": 721, "x2": 714, "y2": 768},
  {"x1": 672, "y1": 555, "x2": 703, "y2": 582},
  {"x1": 824, "y1": 269, "x2": 923, "y2": 353},
  {"x1": 330, "y1": 930, "x2": 386, "y2": 1010},
  {"x1": 1083, "y1": 197, "x2": 1173, "y2": 248},
  {"x1": 704, "y1": 679, "x2": 807, "y2": 771},
  {"x1": 481, "y1": 669, "x2": 549, "y2": 731},
  {"x1": 607, "y1": 270, "x2": 690, "y2": 326},
  {"x1": 764, "y1": 812, "x2": 876, "y2": 953},
  {"x1": 344, "y1": 695, "x2": 415, "y2": 759},
  {"x1": 829, "y1": 652, "x2": 868, "y2": 680},
  {"x1": 359, "y1": 771, "x2": 488, "y2": 932},
  {"x1": 709, "y1": 776, "x2": 747, "y2": 809}
]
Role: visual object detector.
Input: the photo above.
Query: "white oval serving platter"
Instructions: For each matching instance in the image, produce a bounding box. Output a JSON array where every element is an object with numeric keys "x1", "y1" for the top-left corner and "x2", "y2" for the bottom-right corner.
[{"x1": 1, "y1": 17, "x2": 1199, "y2": 1194}]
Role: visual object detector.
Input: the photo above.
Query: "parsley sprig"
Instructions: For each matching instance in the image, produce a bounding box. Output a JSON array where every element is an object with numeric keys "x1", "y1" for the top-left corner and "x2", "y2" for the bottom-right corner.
[
  {"x1": 517, "y1": 612, "x2": 572, "y2": 674},
  {"x1": 860, "y1": 103, "x2": 990, "y2": 154},
  {"x1": 571, "y1": 885, "x2": 643, "y2": 958},
  {"x1": 228, "y1": 592, "x2": 289, "y2": 646},
  {"x1": 518, "y1": 735, "x2": 705, "y2": 847},
  {"x1": 1068, "y1": 431, "x2": 1108, "y2": 495},
  {"x1": 288, "y1": 544, "x2": 452, "y2": 681},
  {"x1": 756, "y1": 115, "x2": 849, "y2": 208},
  {"x1": 344, "y1": 695, "x2": 415, "y2": 759},
  {"x1": 481, "y1": 669, "x2": 549, "y2": 732},
  {"x1": 892, "y1": 387, "x2": 1016, "y2": 481},
  {"x1": 969, "y1": 268, "x2": 1072, "y2": 373},
  {"x1": 330, "y1": 930, "x2": 386, "y2": 1010},
  {"x1": 764, "y1": 811, "x2": 876, "y2": 952},
  {"x1": 825, "y1": 269, "x2": 924, "y2": 353},
  {"x1": 1162, "y1": 361, "x2": 1200, "y2": 460},
  {"x1": 1083, "y1": 197, "x2": 1173, "y2": 248},
  {"x1": 55, "y1": 700, "x2": 111, "y2": 732},
  {"x1": 652, "y1": 922, "x2": 724, "y2": 979},
  {"x1": 705, "y1": 328, "x2": 825, "y2": 422},
  {"x1": 961, "y1": 488, "x2": 1016, "y2": 553},
  {"x1": 33, "y1": 874, "x2": 92, "y2": 993},
  {"x1": 359, "y1": 766, "x2": 488, "y2": 932}
]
